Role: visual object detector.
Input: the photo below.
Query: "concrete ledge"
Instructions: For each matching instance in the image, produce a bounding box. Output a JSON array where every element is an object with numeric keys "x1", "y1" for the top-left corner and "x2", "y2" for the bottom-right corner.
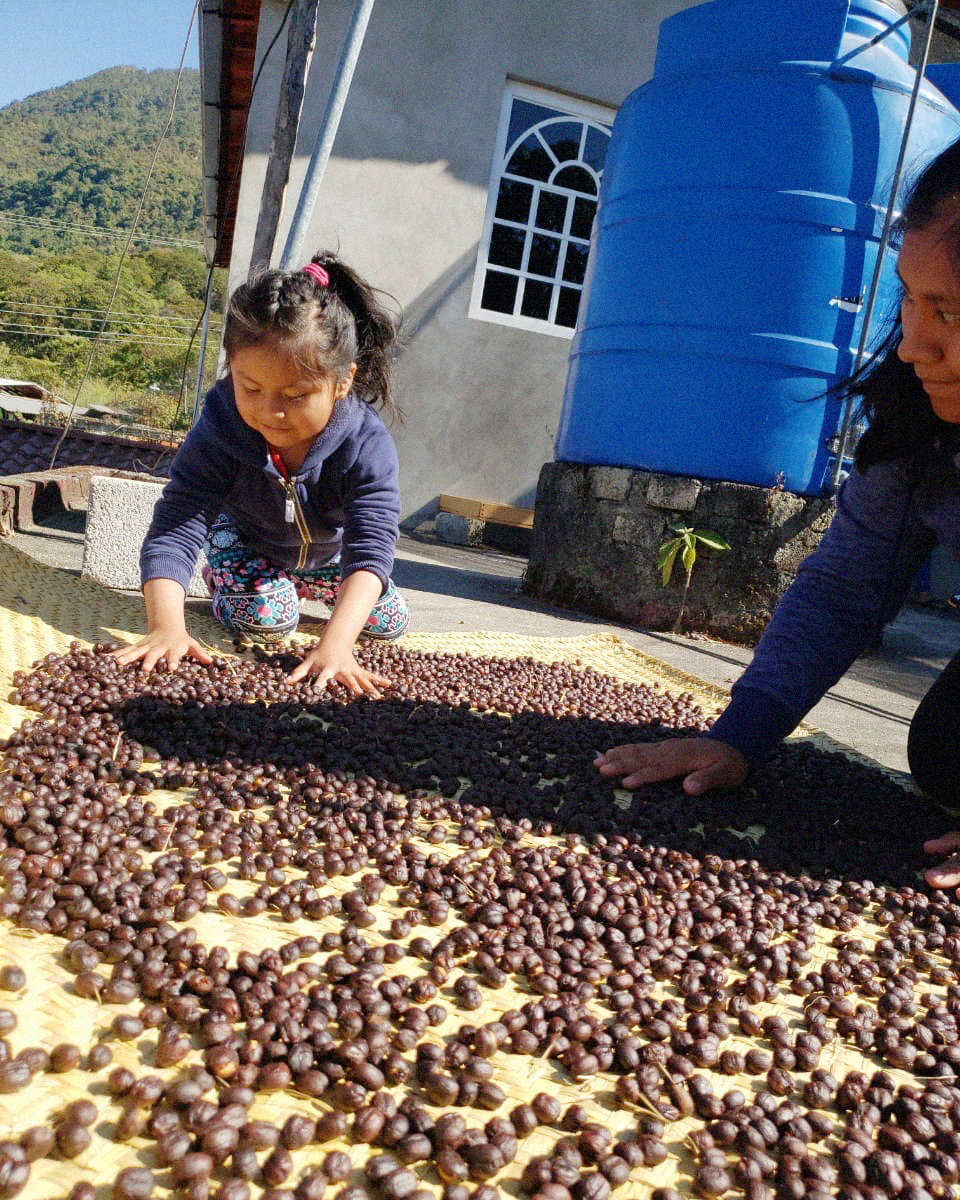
[
  {"x1": 81, "y1": 475, "x2": 208, "y2": 596},
  {"x1": 0, "y1": 466, "x2": 100, "y2": 536}
]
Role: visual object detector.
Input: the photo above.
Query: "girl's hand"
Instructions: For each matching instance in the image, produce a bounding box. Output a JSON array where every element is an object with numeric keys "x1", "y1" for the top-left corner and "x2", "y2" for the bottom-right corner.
[
  {"x1": 288, "y1": 569, "x2": 390, "y2": 695},
  {"x1": 594, "y1": 737, "x2": 748, "y2": 794},
  {"x1": 923, "y1": 831, "x2": 960, "y2": 888},
  {"x1": 113, "y1": 629, "x2": 212, "y2": 674},
  {"x1": 288, "y1": 644, "x2": 390, "y2": 696}
]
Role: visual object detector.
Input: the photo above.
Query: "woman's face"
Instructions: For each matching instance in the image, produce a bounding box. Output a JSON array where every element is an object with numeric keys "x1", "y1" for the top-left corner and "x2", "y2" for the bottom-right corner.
[{"x1": 897, "y1": 223, "x2": 960, "y2": 424}]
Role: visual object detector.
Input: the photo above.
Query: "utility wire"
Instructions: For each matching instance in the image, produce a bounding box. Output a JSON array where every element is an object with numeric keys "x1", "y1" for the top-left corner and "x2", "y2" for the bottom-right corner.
[
  {"x1": 0, "y1": 328, "x2": 208, "y2": 348},
  {"x1": 0, "y1": 302, "x2": 221, "y2": 331},
  {"x1": 169, "y1": 0, "x2": 297, "y2": 431},
  {"x1": 49, "y1": 0, "x2": 200, "y2": 468},
  {"x1": 0, "y1": 213, "x2": 202, "y2": 249},
  {"x1": 0, "y1": 330, "x2": 199, "y2": 348},
  {"x1": 0, "y1": 303, "x2": 218, "y2": 326}
]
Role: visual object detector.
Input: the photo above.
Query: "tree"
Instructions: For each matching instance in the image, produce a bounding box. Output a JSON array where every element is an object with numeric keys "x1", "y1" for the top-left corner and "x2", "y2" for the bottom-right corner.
[{"x1": 658, "y1": 525, "x2": 731, "y2": 634}]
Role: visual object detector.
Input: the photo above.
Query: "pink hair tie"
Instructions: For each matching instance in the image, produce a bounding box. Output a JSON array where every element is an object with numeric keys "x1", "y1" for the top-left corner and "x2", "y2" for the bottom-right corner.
[{"x1": 302, "y1": 262, "x2": 330, "y2": 287}]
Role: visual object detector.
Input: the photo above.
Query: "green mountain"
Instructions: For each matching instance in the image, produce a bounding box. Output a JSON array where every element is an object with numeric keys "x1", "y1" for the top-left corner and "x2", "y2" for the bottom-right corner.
[
  {"x1": 0, "y1": 66, "x2": 203, "y2": 255},
  {"x1": 0, "y1": 68, "x2": 219, "y2": 423}
]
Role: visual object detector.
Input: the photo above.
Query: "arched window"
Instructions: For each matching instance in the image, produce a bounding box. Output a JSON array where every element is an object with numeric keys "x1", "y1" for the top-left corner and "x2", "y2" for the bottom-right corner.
[{"x1": 470, "y1": 83, "x2": 614, "y2": 338}]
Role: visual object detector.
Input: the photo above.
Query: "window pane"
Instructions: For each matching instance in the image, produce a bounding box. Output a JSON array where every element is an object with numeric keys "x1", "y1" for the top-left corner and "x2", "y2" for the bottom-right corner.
[
  {"x1": 554, "y1": 164, "x2": 596, "y2": 193},
  {"x1": 507, "y1": 133, "x2": 553, "y2": 181},
  {"x1": 571, "y1": 196, "x2": 597, "y2": 239},
  {"x1": 583, "y1": 125, "x2": 611, "y2": 174},
  {"x1": 556, "y1": 287, "x2": 581, "y2": 328},
  {"x1": 540, "y1": 120, "x2": 582, "y2": 163},
  {"x1": 528, "y1": 234, "x2": 560, "y2": 279},
  {"x1": 489, "y1": 223, "x2": 525, "y2": 270},
  {"x1": 535, "y1": 191, "x2": 567, "y2": 233},
  {"x1": 520, "y1": 279, "x2": 553, "y2": 320},
  {"x1": 562, "y1": 241, "x2": 589, "y2": 284},
  {"x1": 507, "y1": 98, "x2": 559, "y2": 152},
  {"x1": 495, "y1": 179, "x2": 533, "y2": 223},
  {"x1": 481, "y1": 270, "x2": 519, "y2": 315}
]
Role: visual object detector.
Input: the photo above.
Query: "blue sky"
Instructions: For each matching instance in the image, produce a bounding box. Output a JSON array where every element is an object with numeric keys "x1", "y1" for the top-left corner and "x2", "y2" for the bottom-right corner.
[{"x1": 0, "y1": 0, "x2": 200, "y2": 108}]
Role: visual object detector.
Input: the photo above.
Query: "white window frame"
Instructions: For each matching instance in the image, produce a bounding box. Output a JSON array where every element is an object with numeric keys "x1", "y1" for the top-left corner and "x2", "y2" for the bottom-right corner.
[{"x1": 469, "y1": 80, "x2": 615, "y2": 340}]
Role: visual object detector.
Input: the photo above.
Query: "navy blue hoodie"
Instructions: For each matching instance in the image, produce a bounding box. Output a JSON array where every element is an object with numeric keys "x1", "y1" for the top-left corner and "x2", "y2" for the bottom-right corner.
[
  {"x1": 141, "y1": 377, "x2": 401, "y2": 592},
  {"x1": 708, "y1": 448, "x2": 960, "y2": 763}
]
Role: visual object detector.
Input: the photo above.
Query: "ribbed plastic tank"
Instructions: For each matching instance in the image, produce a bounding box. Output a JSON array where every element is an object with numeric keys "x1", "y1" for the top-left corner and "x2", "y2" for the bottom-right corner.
[{"x1": 555, "y1": 0, "x2": 960, "y2": 495}]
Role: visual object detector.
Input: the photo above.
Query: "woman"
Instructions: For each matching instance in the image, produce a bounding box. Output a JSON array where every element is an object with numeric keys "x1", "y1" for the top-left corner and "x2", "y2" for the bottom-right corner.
[{"x1": 595, "y1": 136, "x2": 960, "y2": 888}]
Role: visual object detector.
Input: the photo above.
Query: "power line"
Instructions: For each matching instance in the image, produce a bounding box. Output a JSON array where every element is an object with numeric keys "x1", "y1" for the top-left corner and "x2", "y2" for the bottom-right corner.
[
  {"x1": 50, "y1": 0, "x2": 202, "y2": 468},
  {"x1": 0, "y1": 301, "x2": 221, "y2": 331},
  {"x1": 0, "y1": 324, "x2": 201, "y2": 347},
  {"x1": 0, "y1": 213, "x2": 202, "y2": 249}
]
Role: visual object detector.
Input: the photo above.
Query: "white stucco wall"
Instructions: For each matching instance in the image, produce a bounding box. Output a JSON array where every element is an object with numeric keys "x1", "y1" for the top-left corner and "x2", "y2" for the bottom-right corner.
[{"x1": 227, "y1": 0, "x2": 695, "y2": 517}]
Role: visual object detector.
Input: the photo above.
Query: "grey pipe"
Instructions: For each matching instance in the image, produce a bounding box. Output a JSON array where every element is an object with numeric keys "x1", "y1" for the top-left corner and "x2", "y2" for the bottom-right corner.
[
  {"x1": 192, "y1": 267, "x2": 216, "y2": 425},
  {"x1": 279, "y1": 0, "x2": 377, "y2": 269}
]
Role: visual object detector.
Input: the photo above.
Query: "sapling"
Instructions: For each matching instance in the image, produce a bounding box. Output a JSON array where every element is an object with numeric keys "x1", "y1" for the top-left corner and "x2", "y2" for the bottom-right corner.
[{"x1": 658, "y1": 524, "x2": 731, "y2": 633}]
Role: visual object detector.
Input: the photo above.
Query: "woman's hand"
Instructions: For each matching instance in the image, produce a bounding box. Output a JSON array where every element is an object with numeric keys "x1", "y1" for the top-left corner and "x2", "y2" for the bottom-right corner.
[
  {"x1": 923, "y1": 831, "x2": 960, "y2": 888},
  {"x1": 113, "y1": 628, "x2": 212, "y2": 674},
  {"x1": 594, "y1": 737, "x2": 749, "y2": 794},
  {"x1": 288, "y1": 643, "x2": 389, "y2": 696}
]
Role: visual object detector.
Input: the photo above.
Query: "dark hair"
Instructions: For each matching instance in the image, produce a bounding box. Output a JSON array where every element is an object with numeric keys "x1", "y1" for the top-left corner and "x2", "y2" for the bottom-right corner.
[
  {"x1": 849, "y1": 138, "x2": 960, "y2": 471},
  {"x1": 223, "y1": 251, "x2": 402, "y2": 418}
]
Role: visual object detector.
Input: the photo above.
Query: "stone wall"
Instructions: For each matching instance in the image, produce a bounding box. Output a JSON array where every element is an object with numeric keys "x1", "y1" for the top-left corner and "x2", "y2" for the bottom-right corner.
[{"x1": 525, "y1": 463, "x2": 834, "y2": 643}]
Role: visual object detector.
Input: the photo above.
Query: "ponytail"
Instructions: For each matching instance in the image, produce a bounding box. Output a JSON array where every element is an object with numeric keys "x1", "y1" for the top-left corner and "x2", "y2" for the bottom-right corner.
[{"x1": 310, "y1": 252, "x2": 401, "y2": 419}]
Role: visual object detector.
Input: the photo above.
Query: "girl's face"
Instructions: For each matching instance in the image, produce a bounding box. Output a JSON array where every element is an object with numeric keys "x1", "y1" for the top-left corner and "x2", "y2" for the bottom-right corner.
[
  {"x1": 897, "y1": 223, "x2": 960, "y2": 424},
  {"x1": 230, "y1": 344, "x2": 356, "y2": 469}
]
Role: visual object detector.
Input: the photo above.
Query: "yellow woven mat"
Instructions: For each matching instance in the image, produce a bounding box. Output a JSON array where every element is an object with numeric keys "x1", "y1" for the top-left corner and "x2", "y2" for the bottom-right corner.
[
  {"x1": 0, "y1": 537, "x2": 930, "y2": 1200},
  {"x1": 0, "y1": 537, "x2": 893, "y2": 780}
]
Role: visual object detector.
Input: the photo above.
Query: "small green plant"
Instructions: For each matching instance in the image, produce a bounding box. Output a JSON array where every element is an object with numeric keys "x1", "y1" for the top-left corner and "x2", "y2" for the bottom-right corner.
[{"x1": 658, "y1": 524, "x2": 731, "y2": 633}]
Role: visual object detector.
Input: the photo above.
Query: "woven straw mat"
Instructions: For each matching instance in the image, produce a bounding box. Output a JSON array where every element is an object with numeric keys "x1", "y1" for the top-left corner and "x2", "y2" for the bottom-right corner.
[{"x1": 0, "y1": 537, "x2": 923, "y2": 1200}]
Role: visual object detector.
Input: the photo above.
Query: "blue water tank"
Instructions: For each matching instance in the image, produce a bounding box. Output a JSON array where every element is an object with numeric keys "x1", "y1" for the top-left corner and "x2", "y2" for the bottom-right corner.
[{"x1": 555, "y1": 0, "x2": 960, "y2": 495}]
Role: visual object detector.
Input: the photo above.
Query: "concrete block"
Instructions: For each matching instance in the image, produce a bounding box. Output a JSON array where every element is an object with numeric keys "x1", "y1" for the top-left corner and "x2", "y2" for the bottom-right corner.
[
  {"x1": 553, "y1": 466, "x2": 586, "y2": 496},
  {"x1": 612, "y1": 514, "x2": 643, "y2": 546},
  {"x1": 528, "y1": 462, "x2": 835, "y2": 641},
  {"x1": 765, "y1": 489, "x2": 809, "y2": 525},
  {"x1": 82, "y1": 475, "x2": 208, "y2": 596},
  {"x1": 588, "y1": 466, "x2": 633, "y2": 502},
  {"x1": 435, "y1": 511, "x2": 484, "y2": 547},
  {"x1": 645, "y1": 474, "x2": 701, "y2": 512}
]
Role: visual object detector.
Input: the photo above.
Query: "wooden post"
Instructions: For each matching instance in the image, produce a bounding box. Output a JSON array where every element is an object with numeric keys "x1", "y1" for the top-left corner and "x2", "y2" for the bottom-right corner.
[{"x1": 249, "y1": 0, "x2": 320, "y2": 277}]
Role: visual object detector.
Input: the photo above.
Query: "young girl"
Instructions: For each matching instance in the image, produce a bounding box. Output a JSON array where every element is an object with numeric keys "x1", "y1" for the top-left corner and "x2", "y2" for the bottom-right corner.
[
  {"x1": 595, "y1": 136, "x2": 960, "y2": 889},
  {"x1": 116, "y1": 252, "x2": 409, "y2": 697}
]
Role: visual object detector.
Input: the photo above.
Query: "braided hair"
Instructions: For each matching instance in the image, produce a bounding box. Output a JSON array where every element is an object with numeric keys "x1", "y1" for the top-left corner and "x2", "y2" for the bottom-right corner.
[{"x1": 223, "y1": 252, "x2": 401, "y2": 419}]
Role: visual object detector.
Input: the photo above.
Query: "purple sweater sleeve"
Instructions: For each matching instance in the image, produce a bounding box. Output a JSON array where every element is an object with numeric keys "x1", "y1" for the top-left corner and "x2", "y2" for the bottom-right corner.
[
  {"x1": 338, "y1": 423, "x2": 401, "y2": 590},
  {"x1": 140, "y1": 423, "x2": 237, "y2": 590},
  {"x1": 706, "y1": 457, "x2": 933, "y2": 764}
]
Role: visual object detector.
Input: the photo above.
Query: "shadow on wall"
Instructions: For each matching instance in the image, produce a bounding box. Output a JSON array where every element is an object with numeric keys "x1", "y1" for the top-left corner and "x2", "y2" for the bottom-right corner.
[
  {"x1": 401, "y1": 245, "x2": 480, "y2": 344},
  {"x1": 394, "y1": 247, "x2": 480, "y2": 530},
  {"x1": 392, "y1": 242, "x2": 566, "y2": 522}
]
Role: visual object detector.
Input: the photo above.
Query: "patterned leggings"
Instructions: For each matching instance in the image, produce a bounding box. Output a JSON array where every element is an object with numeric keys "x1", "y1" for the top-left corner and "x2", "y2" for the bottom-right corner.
[{"x1": 202, "y1": 514, "x2": 410, "y2": 643}]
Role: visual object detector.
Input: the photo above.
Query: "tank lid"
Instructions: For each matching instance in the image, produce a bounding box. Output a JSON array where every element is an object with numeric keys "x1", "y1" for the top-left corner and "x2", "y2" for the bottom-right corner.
[{"x1": 652, "y1": 0, "x2": 910, "y2": 78}]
